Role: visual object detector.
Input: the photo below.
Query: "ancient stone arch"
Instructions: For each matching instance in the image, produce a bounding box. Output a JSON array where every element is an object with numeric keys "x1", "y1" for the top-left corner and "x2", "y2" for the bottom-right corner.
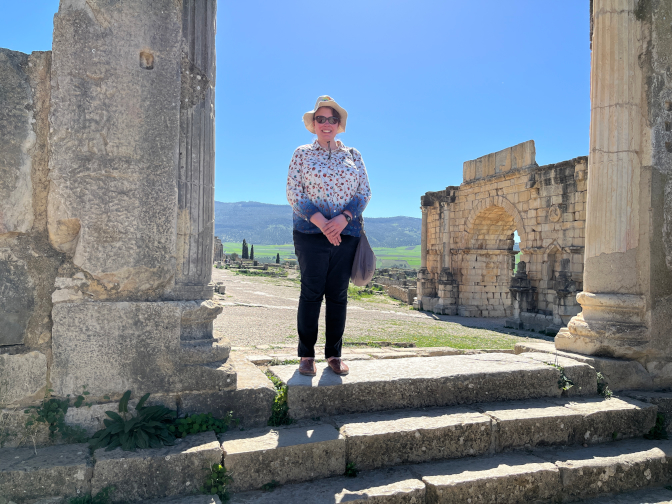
[
  {"x1": 462, "y1": 196, "x2": 528, "y2": 250},
  {"x1": 418, "y1": 140, "x2": 588, "y2": 331}
]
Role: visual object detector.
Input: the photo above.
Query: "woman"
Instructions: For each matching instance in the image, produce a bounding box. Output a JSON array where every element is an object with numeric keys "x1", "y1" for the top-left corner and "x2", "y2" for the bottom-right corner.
[{"x1": 286, "y1": 96, "x2": 372, "y2": 376}]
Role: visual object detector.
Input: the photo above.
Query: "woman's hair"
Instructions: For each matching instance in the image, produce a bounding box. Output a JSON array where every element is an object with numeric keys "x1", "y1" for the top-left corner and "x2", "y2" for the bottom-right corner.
[{"x1": 313, "y1": 106, "x2": 340, "y2": 122}]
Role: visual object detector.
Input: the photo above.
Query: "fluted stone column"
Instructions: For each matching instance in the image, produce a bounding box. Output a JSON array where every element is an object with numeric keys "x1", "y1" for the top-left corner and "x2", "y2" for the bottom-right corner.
[
  {"x1": 46, "y1": 0, "x2": 234, "y2": 400},
  {"x1": 171, "y1": 0, "x2": 217, "y2": 300},
  {"x1": 557, "y1": 0, "x2": 672, "y2": 382}
]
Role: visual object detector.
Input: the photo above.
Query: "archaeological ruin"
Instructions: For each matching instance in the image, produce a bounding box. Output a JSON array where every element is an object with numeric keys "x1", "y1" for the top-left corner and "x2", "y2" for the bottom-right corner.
[
  {"x1": 417, "y1": 0, "x2": 672, "y2": 388},
  {"x1": 0, "y1": 0, "x2": 274, "y2": 443},
  {"x1": 2, "y1": 0, "x2": 672, "y2": 502},
  {"x1": 417, "y1": 140, "x2": 588, "y2": 335}
]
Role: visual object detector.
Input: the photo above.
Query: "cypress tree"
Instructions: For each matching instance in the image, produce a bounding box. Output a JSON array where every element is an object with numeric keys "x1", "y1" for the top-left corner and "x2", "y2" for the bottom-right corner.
[
  {"x1": 276, "y1": 253, "x2": 280, "y2": 264},
  {"x1": 250, "y1": 245, "x2": 254, "y2": 261},
  {"x1": 242, "y1": 239, "x2": 247, "y2": 259}
]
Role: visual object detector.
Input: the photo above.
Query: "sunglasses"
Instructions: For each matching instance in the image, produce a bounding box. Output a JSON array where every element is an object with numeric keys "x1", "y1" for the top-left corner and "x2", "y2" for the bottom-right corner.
[{"x1": 314, "y1": 115, "x2": 339, "y2": 125}]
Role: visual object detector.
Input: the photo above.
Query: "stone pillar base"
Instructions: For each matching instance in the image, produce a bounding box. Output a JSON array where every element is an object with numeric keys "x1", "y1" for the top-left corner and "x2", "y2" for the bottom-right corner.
[
  {"x1": 51, "y1": 301, "x2": 235, "y2": 398},
  {"x1": 556, "y1": 292, "x2": 649, "y2": 359}
]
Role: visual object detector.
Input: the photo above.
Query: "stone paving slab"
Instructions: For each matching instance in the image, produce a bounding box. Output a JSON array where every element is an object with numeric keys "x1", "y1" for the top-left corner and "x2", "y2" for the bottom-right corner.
[
  {"x1": 367, "y1": 352, "x2": 417, "y2": 360},
  {"x1": 334, "y1": 407, "x2": 492, "y2": 470},
  {"x1": 536, "y1": 439, "x2": 672, "y2": 502},
  {"x1": 0, "y1": 443, "x2": 92, "y2": 502},
  {"x1": 270, "y1": 354, "x2": 563, "y2": 419},
  {"x1": 228, "y1": 467, "x2": 425, "y2": 504},
  {"x1": 91, "y1": 431, "x2": 222, "y2": 503},
  {"x1": 577, "y1": 486, "x2": 672, "y2": 503},
  {"x1": 415, "y1": 451, "x2": 561, "y2": 504},
  {"x1": 219, "y1": 423, "x2": 345, "y2": 492}
]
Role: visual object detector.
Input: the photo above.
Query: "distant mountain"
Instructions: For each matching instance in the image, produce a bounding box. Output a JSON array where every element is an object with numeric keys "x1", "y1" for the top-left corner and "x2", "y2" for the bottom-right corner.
[{"x1": 214, "y1": 201, "x2": 420, "y2": 248}]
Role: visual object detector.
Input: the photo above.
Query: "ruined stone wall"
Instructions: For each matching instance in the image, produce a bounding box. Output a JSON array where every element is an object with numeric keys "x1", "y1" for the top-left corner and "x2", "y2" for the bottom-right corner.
[
  {"x1": 0, "y1": 49, "x2": 58, "y2": 406},
  {"x1": 419, "y1": 141, "x2": 587, "y2": 329}
]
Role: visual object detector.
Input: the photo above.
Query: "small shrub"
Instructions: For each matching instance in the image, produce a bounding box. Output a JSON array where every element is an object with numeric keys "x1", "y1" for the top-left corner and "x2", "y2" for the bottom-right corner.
[
  {"x1": 345, "y1": 462, "x2": 359, "y2": 477},
  {"x1": 170, "y1": 412, "x2": 238, "y2": 437},
  {"x1": 545, "y1": 363, "x2": 574, "y2": 392},
  {"x1": 24, "y1": 388, "x2": 90, "y2": 444},
  {"x1": 596, "y1": 372, "x2": 613, "y2": 399},
  {"x1": 202, "y1": 463, "x2": 233, "y2": 501},
  {"x1": 89, "y1": 391, "x2": 177, "y2": 451},
  {"x1": 265, "y1": 372, "x2": 292, "y2": 427}
]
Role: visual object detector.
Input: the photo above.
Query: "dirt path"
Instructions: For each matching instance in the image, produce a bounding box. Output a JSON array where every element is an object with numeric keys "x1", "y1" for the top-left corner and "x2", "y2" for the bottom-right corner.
[{"x1": 212, "y1": 267, "x2": 548, "y2": 352}]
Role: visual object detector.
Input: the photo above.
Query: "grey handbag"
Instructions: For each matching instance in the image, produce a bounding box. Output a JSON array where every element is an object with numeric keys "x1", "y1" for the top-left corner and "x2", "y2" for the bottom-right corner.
[
  {"x1": 348, "y1": 148, "x2": 376, "y2": 286},
  {"x1": 351, "y1": 217, "x2": 376, "y2": 286}
]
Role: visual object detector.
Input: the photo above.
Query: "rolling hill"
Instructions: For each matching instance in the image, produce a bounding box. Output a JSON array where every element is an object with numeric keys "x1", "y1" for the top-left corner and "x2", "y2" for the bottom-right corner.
[{"x1": 214, "y1": 201, "x2": 420, "y2": 248}]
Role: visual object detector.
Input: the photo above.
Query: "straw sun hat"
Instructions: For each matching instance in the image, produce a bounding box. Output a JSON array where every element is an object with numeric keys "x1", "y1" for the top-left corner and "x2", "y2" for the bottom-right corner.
[{"x1": 303, "y1": 95, "x2": 348, "y2": 134}]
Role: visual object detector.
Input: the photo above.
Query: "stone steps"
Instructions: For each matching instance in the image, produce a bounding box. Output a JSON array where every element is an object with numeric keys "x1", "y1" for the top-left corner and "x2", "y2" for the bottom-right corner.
[
  {"x1": 268, "y1": 353, "x2": 597, "y2": 420},
  {"x1": 219, "y1": 396, "x2": 656, "y2": 493},
  {"x1": 228, "y1": 439, "x2": 672, "y2": 503}
]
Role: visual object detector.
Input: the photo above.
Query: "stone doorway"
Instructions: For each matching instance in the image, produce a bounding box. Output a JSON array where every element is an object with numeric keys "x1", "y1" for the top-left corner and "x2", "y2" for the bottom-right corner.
[{"x1": 458, "y1": 206, "x2": 519, "y2": 318}]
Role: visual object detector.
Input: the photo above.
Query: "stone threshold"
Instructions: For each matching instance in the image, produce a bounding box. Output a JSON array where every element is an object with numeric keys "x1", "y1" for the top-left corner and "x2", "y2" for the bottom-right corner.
[{"x1": 268, "y1": 353, "x2": 598, "y2": 419}]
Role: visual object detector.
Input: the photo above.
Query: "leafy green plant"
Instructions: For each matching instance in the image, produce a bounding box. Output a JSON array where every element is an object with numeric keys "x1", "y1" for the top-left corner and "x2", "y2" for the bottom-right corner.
[
  {"x1": 261, "y1": 480, "x2": 280, "y2": 492},
  {"x1": 345, "y1": 462, "x2": 359, "y2": 478},
  {"x1": 545, "y1": 363, "x2": 574, "y2": 392},
  {"x1": 68, "y1": 486, "x2": 115, "y2": 504},
  {"x1": 596, "y1": 372, "x2": 613, "y2": 399},
  {"x1": 202, "y1": 463, "x2": 233, "y2": 501},
  {"x1": 644, "y1": 413, "x2": 668, "y2": 440},
  {"x1": 170, "y1": 412, "x2": 238, "y2": 438},
  {"x1": 89, "y1": 391, "x2": 177, "y2": 451},
  {"x1": 265, "y1": 372, "x2": 292, "y2": 427},
  {"x1": 24, "y1": 387, "x2": 90, "y2": 444}
]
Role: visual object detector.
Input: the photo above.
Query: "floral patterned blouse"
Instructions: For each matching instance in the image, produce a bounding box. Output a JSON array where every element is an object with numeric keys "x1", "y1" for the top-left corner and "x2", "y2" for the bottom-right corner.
[{"x1": 286, "y1": 140, "x2": 372, "y2": 237}]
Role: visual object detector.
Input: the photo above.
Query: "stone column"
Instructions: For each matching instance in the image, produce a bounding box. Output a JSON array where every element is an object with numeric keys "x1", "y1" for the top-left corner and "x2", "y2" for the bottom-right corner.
[
  {"x1": 420, "y1": 206, "x2": 428, "y2": 270},
  {"x1": 47, "y1": 0, "x2": 234, "y2": 400},
  {"x1": 171, "y1": 0, "x2": 217, "y2": 300},
  {"x1": 557, "y1": 0, "x2": 672, "y2": 373}
]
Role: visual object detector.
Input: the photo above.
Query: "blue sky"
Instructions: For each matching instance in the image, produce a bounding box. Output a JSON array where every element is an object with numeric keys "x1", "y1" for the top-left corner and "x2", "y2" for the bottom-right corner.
[{"x1": 2, "y1": 1, "x2": 590, "y2": 218}]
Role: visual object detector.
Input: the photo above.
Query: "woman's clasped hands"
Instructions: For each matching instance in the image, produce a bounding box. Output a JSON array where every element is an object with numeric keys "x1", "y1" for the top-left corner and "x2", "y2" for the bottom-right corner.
[{"x1": 310, "y1": 213, "x2": 349, "y2": 246}]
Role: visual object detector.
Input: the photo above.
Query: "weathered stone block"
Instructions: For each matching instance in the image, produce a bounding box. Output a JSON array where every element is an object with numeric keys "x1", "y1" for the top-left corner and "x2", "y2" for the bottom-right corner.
[
  {"x1": 91, "y1": 431, "x2": 222, "y2": 503},
  {"x1": 521, "y1": 351, "x2": 597, "y2": 396},
  {"x1": 0, "y1": 49, "x2": 37, "y2": 235},
  {"x1": 540, "y1": 440, "x2": 672, "y2": 501},
  {"x1": 228, "y1": 467, "x2": 425, "y2": 504},
  {"x1": 220, "y1": 423, "x2": 345, "y2": 492},
  {"x1": 0, "y1": 352, "x2": 47, "y2": 406},
  {"x1": 179, "y1": 352, "x2": 274, "y2": 429},
  {"x1": 51, "y1": 302, "x2": 235, "y2": 399},
  {"x1": 271, "y1": 354, "x2": 563, "y2": 419},
  {"x1": 48, "y1": 0, "x2": 183, "y2": 297},
  {"x1": 0, "y1": 443, "x2": 92, "y2": 501},
  {"x1": 419, "y1": 452, "x2": 560, "y2": 504},
  {"x1": 335, "y1": 407, "x2": 492, "y2": 470}
]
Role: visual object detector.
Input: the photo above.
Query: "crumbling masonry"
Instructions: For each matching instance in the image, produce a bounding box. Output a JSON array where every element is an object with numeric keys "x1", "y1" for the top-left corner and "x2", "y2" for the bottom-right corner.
[{"x1": 418, "y1": 141, "x2": 587, "y2": 334}]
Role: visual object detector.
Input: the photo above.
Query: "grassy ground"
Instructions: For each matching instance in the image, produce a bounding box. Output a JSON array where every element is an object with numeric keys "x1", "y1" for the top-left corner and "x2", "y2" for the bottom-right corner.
[
  {"x1": 316, "y1": 318, "x2": 530, "y2": 350},
  {"x1": 221, "y1": 242, "x2": 421, "y2": 268}
]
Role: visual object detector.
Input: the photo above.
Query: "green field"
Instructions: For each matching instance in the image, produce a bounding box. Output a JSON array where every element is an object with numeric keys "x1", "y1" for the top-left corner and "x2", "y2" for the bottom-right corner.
[{"x1": 221, "y1": 242, "x2": 421, "y2": 268}]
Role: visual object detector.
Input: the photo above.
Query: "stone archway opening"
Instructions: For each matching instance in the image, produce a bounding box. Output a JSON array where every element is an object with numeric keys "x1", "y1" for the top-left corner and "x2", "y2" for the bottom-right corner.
[{"x1": 459, "y1": 205, "x2": 520, "y2": 318}]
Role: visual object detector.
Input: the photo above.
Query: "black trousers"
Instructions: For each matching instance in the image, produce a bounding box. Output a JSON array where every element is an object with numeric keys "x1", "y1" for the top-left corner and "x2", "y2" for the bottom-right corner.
[{"x1": 293, "y1": 230, "x2": 360, "y2": 359}]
